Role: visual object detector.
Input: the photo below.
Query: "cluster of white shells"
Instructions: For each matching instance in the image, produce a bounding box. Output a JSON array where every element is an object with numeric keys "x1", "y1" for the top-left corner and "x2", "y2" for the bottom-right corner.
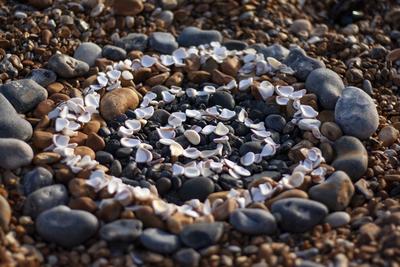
[{"x1": 46, "y1": 42, "x2": 328, "y2": 219}]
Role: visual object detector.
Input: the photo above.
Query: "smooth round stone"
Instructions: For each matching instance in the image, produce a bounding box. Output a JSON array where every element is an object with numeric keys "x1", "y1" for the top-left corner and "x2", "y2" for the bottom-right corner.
[
  {"x1": 239, "y1": 141, "x2": 263, "y2": 156},
  {"x1": 289, "y1": 19, "x2": 313, "y2": 34},
  {"x1": 179, "y1": 222, "x2": 224, "y2": 249},
  {"x1": 150, "y1": 109, "x2": 170, "y2": 125},
  {"x1": 222, "y1": 40, "x2": 248, "y2": 51},
  {"x1": 151, "y1": 85, "x2": 169, "y2": 100},
  {"x1": 115, "y1": 33, "x2": 148, "y2": 52},
  {"x1": 102, "y1": 45, "x2": 127, "y2": 61},
  {"x1": 95, "y1": 151, "x2": 114, "y2": 164},
  {"x1": 23, "y1": 184, "x2": 69, "y2": 218},
  {"x1": 378, "y1": 126, "x2": 399, "y2": 147},
  {"x1": 334, "y1": 86, "x2": 379, "y2": 139},
  {"x1": 321, "y1": 122, "x2": 343, "y2": 141},
  {"x1": 22, "y1": 167, "x2": 54, "y2": 195},
  {"x1": 265, "y1": 114, "x2": 286, "y2": 132},
  {"x1": 26, "y1": 68, "x2": 57, "y2": 87},
  {"x1": 0, "y1": 79, "x2": 48, "y2": 113},
  {"x1": 158, "y1": 10, "x2": 174, "y2": 26},
  {"x1": 174, "y1": 248, "x2": 200, "y2": 267},
  {"x1": 47, "y1": 54, "x2": 89, "y2": 78},
  {"x1": 156, "y1": 177, "x2": 172, "y2": 194},
  {"x1": 305, "y1": 68, "x2": 344, "y2": 110},
  {"x1": 324, "y1": 211, "x2": 351, "y2": 228},
  {"x1": 177, "y1": 27, "x2": 222, "y2": 47},
  {"x1": 100, "y1": 88, "x2": 139, "y2": 121},
  {"x1": 36, "y1": 205, "x2": 98, "y2": 248},
  {"x1": 309, "y1": 171, "x2": 355, "y2": 211},
  {"x1": 113, "y1": 0, "x2": 143, "y2": 16},
  {"x1": 283, "y1": 48, "x2": 325, "y2": 81},
  {"x1": 229, "y1": 208, "x2": 277, "y2": 235},
  {"x1": 149, "y1": 32, "x2": 178, "y2": 54},
  {"x1": 0, "y1": 95, "x2": 32, "y2": 141},
  {"x1": 178, "y1": 177, "x2": 214, "y2": 201},
  {"x1": 271, "y1": 198, "x2": 328, "y2": 233},
  {"x1": 250, "y1": 43, "x2": 289, "y2": 61},
  {"x1": 209, "y1": 91, "x2": 235, "y2": 110},
  {"x1": 140, "y1": 228, "x2": 180, "y2": 254},
  {"x1": 0, "y1": 138, "x2": 33, "y2": 169},
  {"x1": 0, "y1": 195, "x2": 11, "y2": 231},
  {"x1": 332, "y1": 136, "x2": 368, "y2": 181},
  {"x1": 100, "y1": 219, "x2": 142, "y2": 243},
  {"x1": 73, "y1": 42, "x2": 102, "y2": 67}
]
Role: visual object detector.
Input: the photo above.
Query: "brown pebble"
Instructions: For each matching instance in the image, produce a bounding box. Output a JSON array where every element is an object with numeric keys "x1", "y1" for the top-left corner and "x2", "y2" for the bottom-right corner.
[
  {"x1": 68, "y1": 178, "x2": 96, "y2": 198},
  {"x1": 378, "y1": 126, "x2": 399, "y2": 147},
  {"x1": 266, "y1": 189, "x2": 309, "y2": 207},
  {"x1": 113, "y1": 0, "x2": 144, "y2": 16},
  {"x1": 86, "y1": 133, "x2": 106, "y2": 151},
  {"x1": 188, "y1": 70, "x2": 211, "y2": 84},
  {"x1": 32, "y1": 130, "x2": 53, "y2": 149},
  {"x1": 221, "y1": 57, "x2": 240, "y2": 77},
  {"x1": 145, "y1": 72, "x2": 170, "y2": 86},
  {"x1": 321, "y1": 122, "x2": 343, "y2": 141},
  {"x1": 74, "y1": 146, "x2": 95, "y2": 160},
  {"x1": 33, "y1": 99, "x2": 55, "y2": 118},
  {"x1": 100, "y1": 88, "x2": 139, "y2": 121},
  {"x1": 47, "y1": 82, "x2": 64, "y2": 95},
  {"x1": 33, "y1": 152, "x2": 61, "y2": 165},
  {"x1": 82, "y1": 120, "x2": 101, "y2": 135},
  {"x1": 166, "y1": 212, "x2": 194, "y2": 234},
  {"x1": 70, "y1": 132, "x2": 88, "y2": 145},
  {"x1": 212, "y1": 198, "x2": 238, "y2": 221},
  {"x1": 69, "y1": 196, "x2": 97, "y2": 213},
  {"x1": 134, "y1": 206, "x2": 165, "y2": 229},
  {"x1": 0, "y1": 195, "x2": 11, "y2": 231},
  {"x1": 97, "y1": 199, "x2": 122, "y2": 222}
]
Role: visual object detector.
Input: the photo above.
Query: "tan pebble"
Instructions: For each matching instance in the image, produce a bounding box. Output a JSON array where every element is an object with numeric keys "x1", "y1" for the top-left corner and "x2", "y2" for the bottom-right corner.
[
  {"x1": 34, "y1": 99, "x2": 55, "y2": 118},
  {"x1": 318, "y1": 110, "x2": 335, "y2": 122},
  {"x1": 145, "y1": 72, "x2": 170, "y2": 87},
  {"x1": 68, "y1": 178, "x2": 96, "y2": 198},
  {"x1": 86, "y1": 133, "x2": 106, "y2": 151},
  {"x1": 41, "y1": 29, "x2": 52, "y2": 45},
  {"x1": 32, "y1": 130, "x2": 53, "y2": 149},
  {"x1": 47, "y1": 82, "x2": 64, "y2": 95},
  {"x1": 95, "y1": 58, "x2": 114, "y2": 71},
  {"x1": 0, "y1": 195, "x2": 11, "y2": 231},
  {"x1": 33, "y1": 152, "x2": 61, "y2": 165},
  {"x1": 74, "y1": 146, "x2": 95, "y2": 160},
  {"x1": 165, "y1": 72, "x2": 183, "y2": 87},
  {"x1": 100, "y1": 88, "x2": 139, "y2": 121},
  {"x1": 194, "y1": 214, "x2": 214, "y2": 224},
  {"x1": 91, "y1": 113, "x2": 107, "y2": 127},
  {"x1": 211, "y1": 69, "x2": 234, "y2": 85},
  {"x1": 266, "y1": 189, "x2": 309, "y2": 207},
  {"x1": 76, "y1": 169, "x2": 93, "y2": 180},
  {"x1": 221, "y1": 57, "x2": 240, "y2": 77},
  {"x1": 207, "y1": 191, "x2": 229, "y2": 203},
  {"x1": 97, "y1": 199, "x2": 123, "y2": 222},
  {"x1": 82, "y1": 75, "x2": 98, "y2": 89},
  {"x1": 188, "y1": 70, "x2": 211, "y2": 84},
  {"x1": 70, "y1": 132, "x2": 88, "y2": 145},
  {"x1": 289, "y1": 19, "x2": 312, "y2": 34},
  {"x1": 54, "y1": 164, "x2": 74, "y2": 183},
  {"x1": 212, "y1": 198, "x2": 238, "y2": 221},
  {"x1": 133, "y1": 68, "x2": 152, "y2": 83},
  {"x1": 384, "y1": 174, "x2": 400, "y2": 182},
  {"x1": 35, "y1": 115, "x2": 51, "y2": 130},
  {"x1": 387, "y1": 48, "x2": 400, "y2": 62},
  {"x1": 29, "y1": 0, "x2": 53, "y2": 9},
  {"x1": 113, "y1": 0, "x2": 144, "y2": 16},
  {"x1": 378, "y1": 126, "x2": 399, "y2": 147},
  {"x1": 166, "y1": 212, "x2": 194, "y2": 234},
  {"x1": 82, "y1": 120, "x2": 101, "y2": 135},
  {"x1": 49, "y1": 92, "x2": 70, "y2": 103},
  {"x1": 134, "y1": 206, "x2": 165, "y2": 229}
]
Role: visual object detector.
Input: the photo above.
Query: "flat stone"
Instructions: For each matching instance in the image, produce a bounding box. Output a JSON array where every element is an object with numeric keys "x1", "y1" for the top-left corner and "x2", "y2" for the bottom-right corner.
[
  {"x1": 209, "y1": 91, "x2": 235, "y2": 110},
  {"x1": 179, "y1": 222, "x2": 223, "y2": 249},
  {"x1": 23, "y1": 184, "x2": 69, "y2": 218},
  {"x1": 251, "y1": 43, "x2": 289, "y2": 61},
  {"x1": 239, "y1": 141, "x2": 263, "y2": 156},
  {"x1": 229, "y1": 208, "x2": 277, "y2": 235},
  {"x1": 22, "y1": 167, "x2": 54, "y2": 195},
  {"x1": 100, "y1": 88, "x2": 139, "y2": 121},
  {"x1": 115, "y1": 33, "x2": 148, "y2": 52},
  {"x1": 26, "y1": 68, "x2": 57, "y2": 87},
  {"x1": 36, "y1": 205, "x2": 98, "y2": 248},
  {"x1": 140, "y1": 228, "x2": 181, "y2": 254},
  {"x1": 378, "y1": 126, "x2": 399, "y2": 147},
  {"x1": 102, "y1": 45, "x2": 127, "y2": 61},
  {"x1": 113, "y1": 0, "x2": 143, "y2": 16},
  {"x1": 100, "y1": 219, "x2": 142, "y2": 243},
  {"x1": 174, "y1": 248, "x2": 200, "y2": 267},
  {"x1": 283, "y1": 48, "x2": 325, "y2": 81},
  {"x1": 265, "y1": 114, "x2": 286, "y2": 132},
  {"x1": 177, "y1": 27, "x2": 222, "y2": 47},
  {"x1": 48, "y1": 54, "x2": 89, "y2": 78},
  {"x1": 334, "y1": 86, "x2": 379, "y2": 139},
  {"x1": 222, "y1": 40, "x2": 248, "y2": 51},
  {"x1": 0, "y1": 195, "x2": 11, "y2": 231},
  {"x1": 324, "y1": 211, "x2": 351, "y2": 228},
  {"x1": 73, "y1": 42, "x2": 102, "y2": 67},
  {"x1": 178, "y1": 177, "x2": 214, "y2": 202},
  {"x1": 271, "y1": 198, "x2": 328, "y2": 233},
  {"x1": 150, "y1": 109, "x2": 170, "y2": 125},
  {"x1": 149, "y1": 32, "x2": 178, "y2": 54},
  {"x1": 0, "y1": 138, "x2": 33, "y2": 169}
]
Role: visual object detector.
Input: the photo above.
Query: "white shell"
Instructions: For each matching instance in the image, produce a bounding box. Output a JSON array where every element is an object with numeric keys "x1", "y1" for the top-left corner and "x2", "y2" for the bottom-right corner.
[
  {"x1": 185, "y1": 109, "x2": 202, "y2": 119},
  {"x1": 53, "y1": 134, "x2": 70, "y2": 147},
  {"x1": 125, "y1": 119, "x2": 141, "y2": 133},
  {"x1": 97, "y1": 75, "x2": 108, "y2": 87},
  {"x1": 121, "y1": 137, "x2": 141, "y2": 148},
  {"x1": 261, "y1": 143, "x2": 276, "y2": 157},
  {"x1": 168, "y1": 112, "x2": 186, "y2": 127},
  {"x1": 157, "y1": 127, "x2": 176, "y2": 139},
  {"x1": 55, "y1": 118, "x2": 69, "y2": 132},
  {"x1": 238, "y1": 77, "x2": 253, "y2": 91},
  {"x1": 203, "y1": 85, "x2": 216, "y2": 94},
  {"x1": 186, "y1": 88, "x2": 198, "y2": 98},
  {"x1": 107, "y1": 69, "x2": 121, "y2": 81},
  {"x1": 122, "y1": 70, "x2": 133, "y2": 80},
  {"x1": 133, "y1": 187, "x2": 151, "y2": 201},
  {"x1": 258, "y1": 81, "x2": 275, "y2": 100},
  {"x1": 85, "y1": 93, "x2": 100, "y2": 108},
  {"x1": 184, "y1": 166, "x2": 201, "y2": 178},
  {"x1": 276, "y1": 96, "x2": 290, "y2": 105},
  {"x1": 114, "y1": 188, "x2": 133, "y2": 206},
  {"x1": 276, "y1": 86, "x2": 294, "y2": 97},
  {"x1": 184, "y1": 130, "x2": 201, "y2": 145},
  {"x1": 214, "y1": 122, "x2": 229, "y2": 136},
  {"x1": 232, "y1": 165, "x2": 251, "y2": 176},
  {"x1": 218, "y1": 109, "x2": 236, "y2": 121},
  {"x1": 299, "y1": 104, "x2": 319, "y2": 118},
  {"x1": 201, "y1": 125, "x2": 216, "y2": 135},
  {"x1": 298, "y1": 119, "x2": 321, "y2": 131},
  {"x1": 160, "y1": 55, "x2": 175, "y2": 66},
  {"x1": 170, "y1": 142, "x2": 184, "y2": 157},
  {"x1": 135, "y1": 106, "x2": 154, "y2": 119},
  {"x1": 162, "y1": 91, "x2": 175, "y2": 103},
  {"x1": 118, "y1": 126, "x2": 134, "y2": 137},
  {"x1": 213, "y1": 135, "x2": 229, "y2": 144},
  {"x1": 136, "y1": 147, "x2": 153, "y2": 163},
  {"x1": 141, "y1": 55, "x2": 157, "y2": 67},
  {"x1": 77, "y1": 112, "x2": 91, "y2": 123},
  {"x1": 183, "y1": 147, "x2": 201, "y2": 159},
  {"x1": 172, "y1": 163, "x2": 185, "y2": 176},
  {"x1": 240, "y1": 152, "x2": 255, "y2": 166}
]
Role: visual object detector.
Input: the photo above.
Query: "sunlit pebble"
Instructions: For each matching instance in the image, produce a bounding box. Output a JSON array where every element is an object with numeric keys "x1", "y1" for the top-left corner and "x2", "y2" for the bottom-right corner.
[
  {"x1": 184, "y1": 130, "x2": 201, "y2": 145},
  {"x1": 267, "y1": 57, "x2": 282, "y2": 69},
  {"x1": 152, "y1": 199, "x2": 175, "y2": 219},
  {"x1": 170, "y1": 142, "x2": 184, "y2": 157}
]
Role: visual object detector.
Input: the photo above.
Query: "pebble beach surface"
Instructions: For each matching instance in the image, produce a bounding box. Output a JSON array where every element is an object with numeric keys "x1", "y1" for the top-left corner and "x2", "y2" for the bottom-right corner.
[{"x1": 1, "y1": 0, "x2": 400, "y2": 267}]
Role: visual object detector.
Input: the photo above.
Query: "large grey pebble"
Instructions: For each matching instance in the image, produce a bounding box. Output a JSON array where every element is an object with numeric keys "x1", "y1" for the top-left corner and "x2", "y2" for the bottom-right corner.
[
  {"x1": 0, "y1": 79, "x2": 48, "y2": 113},
  {"x1": 140, "y1": 228, "x2": 180, "y2": 254},
  {"x1": 332, "y1": 136, "x2": 368, "y2": 181},
  {"x1": 229, "y1": 208, "x2": 277, "y2": 235},
  {"x1": 174, "y1": 248, "x2": 200, "y2": 267},
  {"x1": 115, "y1": 33, "x2": 148, "y2": 52},
  {"x1": 73, "y1": 42, "x2": 102, "y2": 67},
  {"x1": 177, "y1": 27, "x2": 222, "y2": 47},
  {"x1": 149, "y1": 32, "x2": 178, "y2": 54},
  {"x1": 209, "y1": 91, "x2": 235, "y2": 110},
  {"x1": 0, "y1": 57, "x2": 18, "y2": 78},
  {"x1": 0, "y1": 95, "x2": 32, "y2": 141},
  {"x1": 102, "y1": 45, "x2": 127, "y2": 61},
  {"x1": 305, "y1": 68, "x2": 344, "y2": 110},
  {"x1": 251, "y1": 43, "x2": 289, "y2": 61},
  {"x1": 36, "y1": 205, "x2": 98, "y2": 248},
  {"x1": 283, "y1": 48, "x2": 325, "y2": 81},
  {"x1": 309, "y1": 171, "x2": 355, "y2": 211},
  {"x1": 100, "y1": 219, "x2": 142, "y2": 243},
  {"x1": 26, "y1": 68, "x2": 57, "y2": 87},
  {"x1": 47, "y1": 54, "x2": 89, "y2": 78},
  {"x1": 179, "y1": 177, "x2": 214, "y2": 202},
  {"x1": 334, "y1": 86, "x2": 379, "y2": 139},
  {"x1": 24, "y1": 184, "x2": 69, "y2": 218},
  {"x1": 0, "y1": 138, "x2": 33, "y2": 169},
  {"x1": 179, "y1": 222, "x2": 223, "y2": 249},
  {"x1": 324, "y1": 211, "x2": 351, "y2": 228},
  {"x1": 271, "y1": 198, "x2": 328, "y2": 233},
  {"x1": 22, "y1": 167, "x2": 53, "y2": 195},
  {"x1": 223, "y1": 40, "x2": 248, "y2": 51}
]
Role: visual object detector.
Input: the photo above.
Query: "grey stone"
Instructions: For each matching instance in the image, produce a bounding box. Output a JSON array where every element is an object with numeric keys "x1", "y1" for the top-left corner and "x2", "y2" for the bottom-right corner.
[
  {"x1": 115, "y1": 33, "x2": 148, "y2": 52},
  {"x1": 251, "y1": 43, "x2": 289, "y2": 61},
  {"x1": 36, "y1": 205, "x2": 98, "y2": 248},
  {"x1": 335, "y1": 86, "x2": 379, "y2": 139},
  {"x1": 179, "y1": 222, "x2": 223, "y2": 249},
  {"x1": 0, "y1": 79, "x2": 48, "y2": 113},
  {"x1": 0, "y1": 138, "x2": 33, "y2": 169},
  {"x1": 222, "y1": 40, "x2": 248, "y2": 51},
  {"x1": 26, "y1": 68, "x2": 57, "y2": 87},
  {"x1": 47, "y1": 54, "x2": 89, "y2": 78},
  {"x1": 332, "y1": 136, "x2": 368, "y2": 181},
  {"x1": 0, "y1": 95, "x2": 32, "y2": 141},
  {"x1": 140, "y1": 228, "x2": 180, "y2": 254},
  {"x1": 102, "y1": 45, "x2": 127, "y2": 61},
  {"x1": 158, "y1": 10, "x2": 174, "y2": 26},
  {"x1": 73, "y1": 42, "x2": 102, "y2": 67},
  {"x1": 309, "y1": 171, "x2": 355, "y2": 211},
  {"x1": 324, "y1": 211, "x2": 351, "y2": 228},
  {"x1": 174, "y1": 248, "x2": 200, "y2": 267},
  {"x1": 271, "y1": 198, "x2": 328, "y2": 233},
  {"x1": 24, "y1": 184, "x2": 69, "y2": 218},
  {"x1": 22, "y1": 167, "x2": 54, "y2": 195},
  {"x1": 265, "y1": 114, "x2": 286, "y2": 132},
  {"x1": 229, "y1": 208, "x2": 277, "y2": 235},
  {"x1": 100, "y1": 219, "x2": 142, "y2": 243},
  {"x1": 177, "y1": 27, "x2": 222, "y2": 47},
  {"x1": 283, "y1": 48, "x2": 325, "y2": 81},
  {"x1": 179, "y1": 177, "x2": 214, "y2": 202},
  {"x1": 0, "y1": 57, "x2": 18, "y2": 79},
  {"x1": 239, "y1": 141, "x2": 263, "y2": 156},
  {"x1": 305, "y1": 68, "x2": 344, "y2": 110},
  {"x1": 149, "y1": 32, "x2": 178, "y2": 54}
]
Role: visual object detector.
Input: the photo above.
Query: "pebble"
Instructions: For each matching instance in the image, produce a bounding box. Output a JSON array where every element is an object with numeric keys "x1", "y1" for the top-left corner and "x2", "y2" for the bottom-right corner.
[
  {"x1": 309, "y1": 171, "x2": 355, "y2": 211},
  {"x1": 174, "y1": 248, "x2": 200, "y2": 267},
  {"x1": 100, "y1": 219, "x2": 143, "y2": 243},
  {"x1": 265, "y1": 114, "x2": 286, "y2": 132},
  {"x1": 0, "y1": 79, "x2": 48, "y2": 113},
  {"x1": 178, "y1": 177, "x2": 215, "y2": 201},
  {"x1": 100, "y1": 88, "x2": 139, "y2": 121},
  {"x1": 140, "y1": 228, "x2": 181, "y2": 254},
  {"x1": 177, "y1": 27, "x2": 222, "y2": 47},
  {"x1": 283, "y1": 48, "x2": 325, "y2": 81},
  {"x1": 113, "y1": 0, "x2": 143, "y2": 16},
  {"x1": 334, "y1": 86, "x2": 379, "y2": 139},
  {"x1": 36, "y1": 205, "x2": 98, "y2": 248},
  {"x1": 150, "y1": 109, "x2": 170, "y2": 125},
  {"x1": 209, "y1": 91, "x2": 235, "y2": 110},
  {"x1": 239, "y1": 141, "x2": 263, "y2": 156},
  {"x1": 223, "y1": 40, "x2": 248, "y2": 51},
  {"x1": 229, "y1": 208, "x2": 277, "y2": 235},
  {"x1": 289, "y1": 19, "x2": 313, "y2": 34},
  {"x1": 149, "y1": 32, "x2": 178, "y2": 54},
  {"x1": 321, "y1": 122, "x2": 343, "y2": 141},
  {"x1": 102, "y1": 45, "x2": 127, "y2": 61},
  {"x1": 0, "y1": 95, "x2": 32, "y2": 141},
  {"x1": 0, "y1": 138, "x2": 33, "y2": 169},
  {"x1": 0, "y1": 195, "x2": 11, "y2": 231},
  {"x1": 47, "y1": 54, "x2": 89, "y2": 78},
  {"x1": 179, "y1": 222, "x2": 224, "y2": 249},
  {"x1": 251, "y1": 44, "x2": 289, "y2": 61},
  {"x1": 158, "y1": 10, "x2": 174, "y2": 26},
  {"x1": 305, "y1": 68, "x2": 344, "y2": 110},
  {"x1": 73, "y1": 42, "x2": 102, "y2": 67},
  {"x1": 26, "y1": 68, "x2": 57, "y2": 87},
  {"x1": 378, "y1": 126, "x2": 399, "y2": 147},
  {"x1": 324, "y1": 211, "x2": 351, "y2": 228},
  {"x1": 22, "y1": 167, "x2": 54, "y2": 196},
  {"x1": 28, "y1": 0, "x2": 53, "y2": 9},
  {"x1": 332, "y1": 136, "x2": 368, "y2": 181},
  {"x1": 23, "y1": 184, "x2": 69, "y2": 218},
  {"x1": 271, "y1": 198, "x2": 328, "y2": 233},
  {"x1": 115, "y1": 33, "x2": 148, "y2": 52}
]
